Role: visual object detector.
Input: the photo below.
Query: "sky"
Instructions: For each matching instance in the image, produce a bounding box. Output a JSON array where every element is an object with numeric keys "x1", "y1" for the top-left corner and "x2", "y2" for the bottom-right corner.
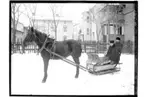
[{"x1": 17, "y1": 3, "x2": 96, "y2": 26}]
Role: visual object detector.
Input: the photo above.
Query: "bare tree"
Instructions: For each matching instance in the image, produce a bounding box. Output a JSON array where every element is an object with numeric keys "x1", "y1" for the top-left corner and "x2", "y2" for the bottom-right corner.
[
  {"x1": 88, "y1": 6, "x2": 105, "y2": 53},
  {"x1": 22, "y1": 4, "x2": 37, "y2": 53},
  {"x1": 23, "y1": 4, "x2": 37, "y2": 27},
  {"x1": 48, "y1": 4, "x2": 63, "y2": 40},
  {"x1": 11, "y1": 3, "x2": 22, "y2": 44},
  {"x1": 89, "y1": 6, "x2": 104, "y2": 43}
]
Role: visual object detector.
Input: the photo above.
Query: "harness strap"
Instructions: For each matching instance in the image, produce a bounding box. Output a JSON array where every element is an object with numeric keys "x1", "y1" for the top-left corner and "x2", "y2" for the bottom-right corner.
[
  {"x1": 49, "y1": 40, "x2": 56, "y2": 59},
  {"x1": 37, "y1": 35, "x2": 56, "y2": 58},
  {"x1": 37, "y1": 36, "x2": 48, "y2": 54},
  {"x1": 43, "y1": 47, "x2": 88, "y2": 71}
]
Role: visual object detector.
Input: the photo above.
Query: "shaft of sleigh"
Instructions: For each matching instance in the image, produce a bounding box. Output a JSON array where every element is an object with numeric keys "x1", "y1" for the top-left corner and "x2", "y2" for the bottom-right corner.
[{"x1": 44, "y1": 48, "x2": 88, "y2": 71}]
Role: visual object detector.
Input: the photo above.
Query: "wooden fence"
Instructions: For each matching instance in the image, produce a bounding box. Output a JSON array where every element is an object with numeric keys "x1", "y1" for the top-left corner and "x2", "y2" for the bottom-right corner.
[
  {"x1": 11, "y1": 40, "x2": 134, "y2": 54},
  {"x1": 81, "y1": 42, "x2": 108, "y2": 53},
  {"x1": 11, "y1": 42, "x2": 38, "y2": 54},
  {"x1": 81, "y1": 41, "x2": 134, "y2": 54}
]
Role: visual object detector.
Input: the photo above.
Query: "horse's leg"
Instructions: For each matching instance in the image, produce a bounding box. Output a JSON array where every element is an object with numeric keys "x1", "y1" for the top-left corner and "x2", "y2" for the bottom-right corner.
[
  {"x1": 72, "y1": 56, "x2": 80, "y2": 78},
  {"x1": 42, "y1": 56, "x2": 49, "y2": 83}
]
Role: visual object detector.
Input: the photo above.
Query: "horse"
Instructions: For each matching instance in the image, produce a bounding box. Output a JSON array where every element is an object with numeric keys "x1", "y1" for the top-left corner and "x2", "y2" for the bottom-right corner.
[{"x1": 23, "y1": 27, "x2": 82, "y2": 83}]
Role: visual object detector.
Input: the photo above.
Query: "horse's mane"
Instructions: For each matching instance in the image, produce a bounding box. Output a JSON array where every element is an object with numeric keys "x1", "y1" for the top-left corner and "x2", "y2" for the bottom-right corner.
[
  {"x1": 33, "y1": 28, "x2": 47, "y2": 38},
  {"x1": 32, "y1": 27, "x2": 55, "y2": 42}
]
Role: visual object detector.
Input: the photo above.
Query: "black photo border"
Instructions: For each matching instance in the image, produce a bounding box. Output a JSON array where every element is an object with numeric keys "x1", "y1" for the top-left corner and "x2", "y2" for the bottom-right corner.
[{"x1": 9, "y1": 0, "x2": 138, "y2": 97}]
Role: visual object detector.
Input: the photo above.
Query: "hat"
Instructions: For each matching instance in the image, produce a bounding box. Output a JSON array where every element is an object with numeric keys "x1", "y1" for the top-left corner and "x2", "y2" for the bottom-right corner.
[
  {"x1": 116, "y1": 37, "x2": 121, "y2": 40},
  {"x1": 109, "y1": 40, "x2": 114, "y2": 43}
]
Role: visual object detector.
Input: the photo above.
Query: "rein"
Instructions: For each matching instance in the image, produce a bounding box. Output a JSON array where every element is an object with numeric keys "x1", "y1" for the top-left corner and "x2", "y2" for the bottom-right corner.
[
  {"x1": 33, "y1": 32, "x2": 56, "y2": 57},
  {"x1": 49, "y1": 40, "x2": 56, "y2": 59},
  {"x1": 37, "y1": 36, "x2": 48, "y2": 54},
  {"x1": 33, "y1": 32, "x2": 47, "y2": 44}
]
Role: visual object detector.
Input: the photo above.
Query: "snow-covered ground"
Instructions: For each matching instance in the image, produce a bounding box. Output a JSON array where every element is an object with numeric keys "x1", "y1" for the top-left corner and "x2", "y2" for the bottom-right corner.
[{"x1": 11, "y1": 52, "x2": 134, "y2": 95}]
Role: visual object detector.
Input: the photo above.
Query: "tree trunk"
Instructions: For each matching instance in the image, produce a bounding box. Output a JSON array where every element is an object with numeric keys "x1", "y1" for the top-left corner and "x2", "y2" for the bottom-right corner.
[
  {"x1": 12, "y1": 5, "x2": 16, "y2": 51},
  {"x1": 55, "y1": 26, "x2": 57, "y2": 40}
]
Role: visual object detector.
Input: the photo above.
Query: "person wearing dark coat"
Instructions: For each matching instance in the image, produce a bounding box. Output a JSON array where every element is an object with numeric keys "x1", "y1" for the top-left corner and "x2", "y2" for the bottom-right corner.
[
  {"x1": 104, "y1": 40, "x2": 118, "y2": 64},
  {"x1": 95, "y1": 40, "x2": 116, "y2": 65},
  {"x1": 114, "y1": 37, "x2": 123, "y2": 64},
  {"x1": 96, "y1": 38, "x2": 123, "y2": 65},
  {"x1": 104, "y1": 37, "x2": 123, "y2": 64},
  {"x1": 105, "y1": 40, "x2": 115, "y2": 58}
]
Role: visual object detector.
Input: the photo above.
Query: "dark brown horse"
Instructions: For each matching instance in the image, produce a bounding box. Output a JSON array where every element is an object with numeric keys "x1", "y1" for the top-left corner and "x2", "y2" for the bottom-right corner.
[{"x1": 23, "y1": 27, "x2": 82, "y2": 83}]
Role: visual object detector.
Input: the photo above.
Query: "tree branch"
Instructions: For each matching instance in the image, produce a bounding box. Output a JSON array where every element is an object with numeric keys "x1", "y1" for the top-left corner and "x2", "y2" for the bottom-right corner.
[
  {"x1": 15, "y1": 4, "x2": 21, "y2": 13},
  {"x1": 23, "y1": 4, "x2": 36, "y2": 27}
]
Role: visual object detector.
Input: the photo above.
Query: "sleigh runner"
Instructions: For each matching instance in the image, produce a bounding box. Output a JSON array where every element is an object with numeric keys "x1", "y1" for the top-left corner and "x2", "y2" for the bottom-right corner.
[
  {"x1": 86, "y1": 53, "x2": 121, "y2": 74},
  {"x1": 88, "y1": 67, "x2": 120, "y2": 75},
  {"x1": 87, "y1": 62, "x2": 120, "y2": 75}
]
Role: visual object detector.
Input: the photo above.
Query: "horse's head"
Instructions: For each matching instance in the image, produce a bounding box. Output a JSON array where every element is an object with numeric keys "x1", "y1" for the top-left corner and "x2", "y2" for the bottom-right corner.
[
  {"x1": 23, "y1": 27, "x2": 36, "y2": 47},
  {"x1": 23, "y1": 27, "x2": 54, "y2": 48}
]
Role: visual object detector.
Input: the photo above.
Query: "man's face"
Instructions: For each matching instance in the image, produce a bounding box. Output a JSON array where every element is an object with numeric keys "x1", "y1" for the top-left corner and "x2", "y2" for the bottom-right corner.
[{"x1": 110, "y1": 43, "x2": 114, "y2": 46}]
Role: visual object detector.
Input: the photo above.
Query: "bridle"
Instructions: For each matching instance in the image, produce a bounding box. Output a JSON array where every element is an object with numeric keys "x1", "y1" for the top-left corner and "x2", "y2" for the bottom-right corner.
[
  {"x1": 32, "y1": 31, "x2": 47, "y2": 44},
  {"x1": 32, "y1": 30, "x2": 56, "y2": 56}
]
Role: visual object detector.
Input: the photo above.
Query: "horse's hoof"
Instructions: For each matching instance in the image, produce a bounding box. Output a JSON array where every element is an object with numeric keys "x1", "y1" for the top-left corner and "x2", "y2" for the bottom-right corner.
[
  {"x1": 75, "y1": 75, "x2": 78, "y2": 78},
  {"x1": 42, "y1": 80, "x2": 46, "y2": 83},
  {"x1": 42, "y1": 79, "x2": 46, "y2": 83}
]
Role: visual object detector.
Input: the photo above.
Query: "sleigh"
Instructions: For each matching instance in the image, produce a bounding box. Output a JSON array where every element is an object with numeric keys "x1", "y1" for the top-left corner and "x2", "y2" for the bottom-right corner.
[{"x1": 86, "y1": 53, "x2": 121, "y2": 75}]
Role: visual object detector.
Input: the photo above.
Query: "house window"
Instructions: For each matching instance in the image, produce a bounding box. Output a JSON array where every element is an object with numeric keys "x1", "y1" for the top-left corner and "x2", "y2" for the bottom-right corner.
[
  {"x1": 63, "y1": 25, "x2": 67, "y2": 32},
  {"x1": 87, "y1": 16, "x2": 89, "y2": 23},
  {"x1": 92, "y1": 32, "x2": 95, "y2": 37},
  {"x1": 118, "y1": 26, "x2": 122, "y2": 35},
  {"x1": 87, "y1": 28, "x2": 89, "y2": 35},
  {"x1": 79, "y1": 29, "x2": 82, "y2": 34},
  {"x1": 87, "y1": 16, "x2": 89, "y2": 19}
]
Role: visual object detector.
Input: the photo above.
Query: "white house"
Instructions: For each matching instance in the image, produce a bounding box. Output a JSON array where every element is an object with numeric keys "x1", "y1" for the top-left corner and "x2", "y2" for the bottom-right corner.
[
  {"x1": 80, "y1": 11, "x2": 98, "y2": 42},
  {"x1": 73, "y1": 23, "x2": 81, "y2": 40},
  {"x1": 34, "y1": 16, "x2": 73, "y2": 41}
]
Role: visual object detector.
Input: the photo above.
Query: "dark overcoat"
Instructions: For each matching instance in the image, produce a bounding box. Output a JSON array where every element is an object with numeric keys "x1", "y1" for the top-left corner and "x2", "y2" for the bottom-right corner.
[
  {"x1": 114, "y1": 42, "x2": 123, "y2": 63},
  {"x1": 105, "y1": 42, "x2": 123, "y2": 64}
]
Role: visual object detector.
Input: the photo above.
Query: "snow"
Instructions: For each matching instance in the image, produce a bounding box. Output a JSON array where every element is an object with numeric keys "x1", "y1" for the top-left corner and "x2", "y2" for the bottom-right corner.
[{"x1": 11, "y1": 53, "x2": 134, "y2": 95}]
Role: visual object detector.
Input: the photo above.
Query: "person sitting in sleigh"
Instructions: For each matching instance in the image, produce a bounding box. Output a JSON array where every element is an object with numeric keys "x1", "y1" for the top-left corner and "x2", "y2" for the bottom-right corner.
[
  {"x1": 114, "y1": 37, "x2": 123, "y2": 64},
  {"x1": 95, "y1": 37, "x2": 123, "y2": 66},
  {"x1": 86, "y1": 40, "x2": 115, "y2": 69},
  {"x1": 95, "y1": 40, "x2": 116, "y2": 66},
  {"x1": 86, "y1": 37, "x2": 123, "y2": 72}
]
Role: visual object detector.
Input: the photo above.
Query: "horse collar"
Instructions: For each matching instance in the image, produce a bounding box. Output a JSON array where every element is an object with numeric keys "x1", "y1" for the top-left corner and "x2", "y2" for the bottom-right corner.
[{"x1": 38, "y1": 36, "x2": 49, "y2": 54}]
